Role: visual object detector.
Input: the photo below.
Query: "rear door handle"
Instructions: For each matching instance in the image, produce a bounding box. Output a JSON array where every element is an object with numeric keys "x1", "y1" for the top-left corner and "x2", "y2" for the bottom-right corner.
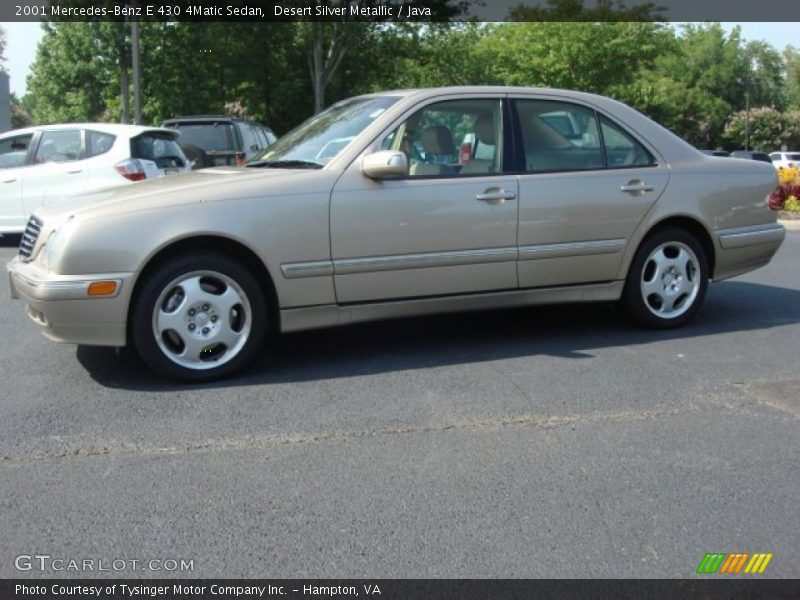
[
  {"x1": 620, "y1": 180, "x2": 654, "y2": 194},
  {"x1": 476, "y1": 188, "x2": 517, "y2": 204},
  {"x1": 66, "y1": 169, "x2": 83, "y2": 174},
  {"x1": 2, "y1": 178, "x2": 16, "y2": 183}
]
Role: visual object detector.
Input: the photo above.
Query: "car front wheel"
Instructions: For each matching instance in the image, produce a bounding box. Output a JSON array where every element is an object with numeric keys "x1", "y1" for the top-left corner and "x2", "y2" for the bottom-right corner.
[
  {"x1": 131, "y1": 252, "x2": 267, "y2": 381},
  {"x1": 623, "y1": 228, "x2": 709, "y2": 329}
]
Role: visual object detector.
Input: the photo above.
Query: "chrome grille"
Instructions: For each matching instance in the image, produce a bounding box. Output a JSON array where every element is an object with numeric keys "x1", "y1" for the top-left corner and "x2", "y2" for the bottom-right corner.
[{"x1": 19, "y1": 216, "x2": 43, "y2": 260}]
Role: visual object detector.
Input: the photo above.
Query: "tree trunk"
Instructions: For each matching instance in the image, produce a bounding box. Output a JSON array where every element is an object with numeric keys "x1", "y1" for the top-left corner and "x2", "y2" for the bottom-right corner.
[
  {"x1": 309, "y1": 22, "x2": 349, "y2": 114},
  {"x1": 119, "y1": 59, "x2": 130, "y2": 123},
  {"x1": 311, "y1": 23, "x2": 325, "y2": 114},
  {"x1": 118, "y1": 26, "x2": 130, "y2": 123}
]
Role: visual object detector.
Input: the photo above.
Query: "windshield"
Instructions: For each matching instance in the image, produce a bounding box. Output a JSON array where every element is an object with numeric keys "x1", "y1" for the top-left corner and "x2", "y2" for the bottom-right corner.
[{"x1": 253, "y1": 96, "x2": 400, "y2": 166}]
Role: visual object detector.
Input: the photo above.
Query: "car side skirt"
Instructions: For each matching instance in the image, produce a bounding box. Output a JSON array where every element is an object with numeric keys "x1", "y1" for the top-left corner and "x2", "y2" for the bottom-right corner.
[{"x1": 280, "y1": 281, "x2": 624, "y2": 333}]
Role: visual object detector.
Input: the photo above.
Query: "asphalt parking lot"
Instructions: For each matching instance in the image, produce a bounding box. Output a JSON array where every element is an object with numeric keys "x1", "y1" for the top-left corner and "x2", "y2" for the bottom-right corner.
[{"x1": 0, "y1": 231, "x2": 798, "y2": 579}]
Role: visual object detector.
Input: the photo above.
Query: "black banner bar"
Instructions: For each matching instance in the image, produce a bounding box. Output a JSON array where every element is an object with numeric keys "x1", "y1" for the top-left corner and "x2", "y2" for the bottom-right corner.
[
  {"x1": 2, "y1": 0, "x2": 800, "y2": 22},
  {"x1": 2, "y1": 580, "x2": 800, "y2": 600}
]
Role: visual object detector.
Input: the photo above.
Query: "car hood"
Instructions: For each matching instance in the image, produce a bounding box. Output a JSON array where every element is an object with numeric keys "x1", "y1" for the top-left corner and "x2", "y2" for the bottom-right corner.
[{"x1": 35, "y1": 166, "x2": 334, "y2": 225}]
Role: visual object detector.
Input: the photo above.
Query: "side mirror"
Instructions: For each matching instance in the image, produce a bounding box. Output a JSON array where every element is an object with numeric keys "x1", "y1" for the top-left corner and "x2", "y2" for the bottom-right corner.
[{"x1": 362, "y1": 150, "x2": 407, "y2": 180}]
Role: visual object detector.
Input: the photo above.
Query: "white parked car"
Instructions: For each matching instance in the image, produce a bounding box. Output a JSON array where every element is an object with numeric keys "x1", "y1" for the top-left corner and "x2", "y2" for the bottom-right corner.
[
  {"x1": 0, "y1": 123, "x2": 191, "y2": 235},
  {"x1": 769, "y1": 151, "x2": 800, "y2": 170}
]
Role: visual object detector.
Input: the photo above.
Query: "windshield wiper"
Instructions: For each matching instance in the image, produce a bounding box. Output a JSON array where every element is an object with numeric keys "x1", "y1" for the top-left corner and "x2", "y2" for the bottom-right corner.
[{"x1": 246, "y1": 159, "x2": 323, "y2": 169}]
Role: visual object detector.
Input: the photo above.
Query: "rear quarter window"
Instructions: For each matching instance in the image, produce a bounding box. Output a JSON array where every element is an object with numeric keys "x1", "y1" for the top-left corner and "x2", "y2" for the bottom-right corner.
[{"x1": 86, "y1": 130, "x2": 117, "y2": 158}]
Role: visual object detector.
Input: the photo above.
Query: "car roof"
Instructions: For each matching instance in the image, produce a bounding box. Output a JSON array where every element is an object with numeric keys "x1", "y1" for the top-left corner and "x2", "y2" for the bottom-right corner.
[
  {"x1": 162, "y1": 115, "x2": 266, "y2": 124},
  {"x1": 350, "y1": 86, "x2": 665, "y2": 119},
  {"x1": 1, "y1": 123, "x2": 178, "y2": 138},
  {"x1": 359, "y1": 85, "x2": 614, "y2": 100}
]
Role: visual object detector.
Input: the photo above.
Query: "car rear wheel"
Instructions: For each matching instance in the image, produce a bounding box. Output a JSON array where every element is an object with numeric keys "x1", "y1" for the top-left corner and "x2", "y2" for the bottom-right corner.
[
  {"x1": 131, "y1": 252, "x2": 267, "y2": 381},
  {"x1": 623, "y1": 228, "x2": 709, "y2": 329}
]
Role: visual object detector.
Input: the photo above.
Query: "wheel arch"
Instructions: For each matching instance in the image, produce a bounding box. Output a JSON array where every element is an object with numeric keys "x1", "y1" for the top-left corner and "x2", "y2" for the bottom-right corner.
[
  {"x1": 624, "y1": 215, "x2": 716, "y2": 279},
  {"x1": 127, "y1": 235, "x2": 280, "y2": 341}
]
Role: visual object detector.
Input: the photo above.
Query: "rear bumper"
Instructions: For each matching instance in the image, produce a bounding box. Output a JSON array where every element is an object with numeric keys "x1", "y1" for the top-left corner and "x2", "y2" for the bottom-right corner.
[
  {"x1": 7, "y1": 257, "x2": 134, "y2": 346},
  {"x1": 713, "y1": 223, "x2": 785, "y2": 281}
]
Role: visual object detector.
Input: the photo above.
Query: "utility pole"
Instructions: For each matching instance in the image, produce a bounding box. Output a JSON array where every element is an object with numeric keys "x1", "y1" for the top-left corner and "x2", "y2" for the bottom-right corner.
[
  {"x1": 745, "y1": 80, "x2": 750, "y2": 151},
  {"x1": 737, "y1": 73, "x2": 753, "y2": 151},
  {"x1": 131, "y1": 0, "x2": 142, "y2": 124}
]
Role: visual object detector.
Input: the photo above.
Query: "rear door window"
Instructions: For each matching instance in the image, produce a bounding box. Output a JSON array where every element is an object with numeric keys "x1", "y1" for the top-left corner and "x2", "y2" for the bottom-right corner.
[
  {"x1": 34, "y1": 129, "x2": 82, "y2": 163},
  {"x1": 515, "y1": 100, "x2": 602, "y2": 172}
]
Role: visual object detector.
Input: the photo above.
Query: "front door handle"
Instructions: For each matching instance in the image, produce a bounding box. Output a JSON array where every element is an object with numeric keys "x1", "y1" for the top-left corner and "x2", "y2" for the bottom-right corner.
[
  {"x1": 66, "y1": 169, "x2": 83, "y2": 175},
  {"x1": 620, "y1": 180, "x2": 655, "y2": 195},
  {"x1": 2, "y1": 178, "x2": 16, "y2": 183},
  {"x1": 476, "y1": 188, "x2": 517, "y2": 205}
]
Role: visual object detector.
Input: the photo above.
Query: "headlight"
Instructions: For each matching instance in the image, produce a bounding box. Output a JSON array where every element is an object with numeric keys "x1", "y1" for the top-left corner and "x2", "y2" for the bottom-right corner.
[{"x1": 37, "y1": 216, "x2": 76, "y2": 272}]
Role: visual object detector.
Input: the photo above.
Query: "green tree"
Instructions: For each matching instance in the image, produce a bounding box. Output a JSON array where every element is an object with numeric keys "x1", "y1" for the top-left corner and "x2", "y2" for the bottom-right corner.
[
  {"x1": 476, "y1": 22, "x2": 672, "y2": 93},
  {"x1": 656, "y1": 24, "x2": 747, "y2": 112},
  {"x1": 298, "y1": 0, "x2": 467, "y2": 113},
  {"x1": 349, "y1": 23, "x2": 490, "y2": 91},
  {"x1": 743, "y1": 40, "x2": 787, "y2": 110},
  {"x1": 24, "y1": 22, "x2": 111, "y2": 123},
  {"x1": 509, "y1": 0, "x2": 663, "y2": 21},
  {"x1": 785, "y1": 46, "x2": 800, "y2": 110},
  {"x1": 625, "y1": 73, "x2": 730, "y2": 148},
  {"x1": 10, "y1": 93, "x2": 32, "y2": 128},
  {"x1": 140, "y1": 22, "x2": 306, "y2": 130}
]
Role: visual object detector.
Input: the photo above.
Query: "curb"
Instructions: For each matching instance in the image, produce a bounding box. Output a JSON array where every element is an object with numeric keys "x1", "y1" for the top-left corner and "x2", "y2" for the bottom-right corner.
[{"x1": 779, "y1": 219, "x2": 800, "y2": 231}]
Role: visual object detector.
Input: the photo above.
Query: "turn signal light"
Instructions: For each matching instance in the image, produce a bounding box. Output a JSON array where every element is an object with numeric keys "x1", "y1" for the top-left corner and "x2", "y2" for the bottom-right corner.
[{"x1": 87, "y1": 281, "x2": 118, "y2": 296}]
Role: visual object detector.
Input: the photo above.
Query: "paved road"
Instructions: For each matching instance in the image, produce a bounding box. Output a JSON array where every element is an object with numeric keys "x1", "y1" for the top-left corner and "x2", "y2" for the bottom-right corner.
[{"x1": 0, "y1": 232, "x2": 798, "y2": 579}]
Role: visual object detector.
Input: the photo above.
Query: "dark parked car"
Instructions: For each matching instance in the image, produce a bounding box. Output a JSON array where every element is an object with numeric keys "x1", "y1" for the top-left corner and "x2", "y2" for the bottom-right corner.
[
  {"x1": 699, "y1": 149, "x2": 730, "y2": 157},
  {"x1": 161, "y1": 115, "x2": 277, "y2": 168},
  {"x1": 730, "y1": 150, "x2": 772, "y2": 163}
]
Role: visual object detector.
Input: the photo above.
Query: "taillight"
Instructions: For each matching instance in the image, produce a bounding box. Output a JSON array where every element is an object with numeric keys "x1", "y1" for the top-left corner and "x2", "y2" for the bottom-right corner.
[
  {"x1": 235, "y1": 152, "x2": 246, "y2": 167},
  {"x1": 115, "y1": 159, "x2": 147, "y2": 181},
  {"x1": 768, "y1": 184, "x2": 785, "y2": 211}
]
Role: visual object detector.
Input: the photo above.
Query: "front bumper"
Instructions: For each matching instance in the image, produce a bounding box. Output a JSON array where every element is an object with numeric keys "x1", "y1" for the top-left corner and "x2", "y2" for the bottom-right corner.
[
  {"x1": 7, "y1": 257, "x2": 135, "y2": 346},
  {"x1": 713, "y1": 223, "x2": 786, "y2": 281}
]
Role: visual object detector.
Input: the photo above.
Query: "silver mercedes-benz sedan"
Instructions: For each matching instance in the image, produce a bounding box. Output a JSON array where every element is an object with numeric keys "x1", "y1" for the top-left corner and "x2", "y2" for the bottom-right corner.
[{"x1": 7, "y1": 86, "x2": 785, "y2": 381}]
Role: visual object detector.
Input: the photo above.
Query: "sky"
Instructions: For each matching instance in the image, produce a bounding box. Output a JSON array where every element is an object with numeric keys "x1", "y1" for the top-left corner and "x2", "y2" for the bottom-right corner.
[{"x1": 2, "y1": 21, "x2": 799, "y2": 98}]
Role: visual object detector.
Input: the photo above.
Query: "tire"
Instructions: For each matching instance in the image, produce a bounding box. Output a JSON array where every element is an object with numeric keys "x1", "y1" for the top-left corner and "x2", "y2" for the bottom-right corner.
[
  {"x1": 131, "y1": 252, "x2": 268, "y2": 381},
  {"x1": 622, "y1": 228, "x2": 709, "y2": 329}
]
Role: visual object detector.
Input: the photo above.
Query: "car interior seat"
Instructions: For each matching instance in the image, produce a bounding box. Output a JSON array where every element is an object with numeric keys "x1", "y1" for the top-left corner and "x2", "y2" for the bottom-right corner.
[
  {"x1": 460, "y1": 113, "x2": 497, "y2": 175},
  {"x1": 410, "y1": 125, "x2": 455, "y2": 176}
]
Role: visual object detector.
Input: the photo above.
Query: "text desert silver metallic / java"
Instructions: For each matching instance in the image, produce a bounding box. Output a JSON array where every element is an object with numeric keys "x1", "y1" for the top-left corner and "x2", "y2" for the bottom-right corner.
[{"x1": 7, "y1": 86, "x2": 784, "y2": 381}]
